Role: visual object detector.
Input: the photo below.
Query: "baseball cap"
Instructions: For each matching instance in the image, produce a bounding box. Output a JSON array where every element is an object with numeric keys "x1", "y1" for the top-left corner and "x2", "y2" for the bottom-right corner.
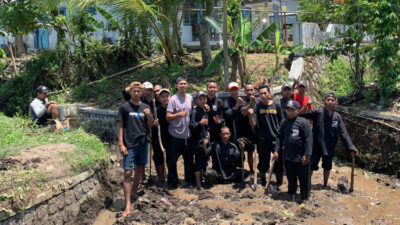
[
  {"x1": 298, "y1": 80, "x2": 307, "y2": 87},
  {"x1": 324, "y1": 92, "x2": 337, "y2": 99},
  {"x1": 286, "y1": 100, "x2": 301, "y2": 110},
  {"x1": 143, "y1": 81, "x2": 153, "y2": 89},
  {"x1": 281, "y1": 83, "x2": 291, "y2": 90},
  {"x1": 36, "y1": 86, "x2": 49, "y2": 93},
  {"x1": 228, "y1": 82, "x2": 239, "y2": 90},
  {"x1": 159, "y1": 88, "x2": 170, "y2": 96},
  {"x1": 196, "y1": 91, "x2": 207, "y2": 98},
  {"x1": 176, "y1": 76, "x2": 188, "y2": 84},
  {"x1": 129, "y1": 81, "x2": 143, "y2": 90}
]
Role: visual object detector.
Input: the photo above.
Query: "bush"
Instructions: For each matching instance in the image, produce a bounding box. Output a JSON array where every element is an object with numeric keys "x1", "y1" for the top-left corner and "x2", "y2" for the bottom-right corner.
[
  {"x1": 319, "y1": 57, "x2": 354, "y2": 97},
  {"x1": 0, "y1": 40, "x2": 139, "y2": 116}
]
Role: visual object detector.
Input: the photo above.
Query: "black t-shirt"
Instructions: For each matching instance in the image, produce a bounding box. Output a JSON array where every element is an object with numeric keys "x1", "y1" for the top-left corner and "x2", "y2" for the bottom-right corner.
[
  {"x1": 280, "y1": 98, "x2": 289, "y2": 119},
  {"x1": 239, "y1": 96, "x2": 258, "y2": 142},
  {"x1": 207, "y1": 96, "x2": 225, "y2": 142},
  {"x1": 190, "y1": 107, "x2": 209, "y2": 142},
  {"x1": 223, "y1": 97, "x2": 241, "y2": 141},
  {"x1": 152, "y1": 105, "x2": 169, "y2": 148},
  {"x1": 253, "y1": 100, "x2": 284, "y2": 142},
  {"x1": 117, "y1": 101, "x2": 150, "y2": 149}
]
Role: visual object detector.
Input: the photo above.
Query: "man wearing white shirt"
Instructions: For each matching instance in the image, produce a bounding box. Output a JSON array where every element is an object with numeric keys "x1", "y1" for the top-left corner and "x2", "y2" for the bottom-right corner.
[{"x1": 29, "y1": 86, "x2": 58, "y2": 125}]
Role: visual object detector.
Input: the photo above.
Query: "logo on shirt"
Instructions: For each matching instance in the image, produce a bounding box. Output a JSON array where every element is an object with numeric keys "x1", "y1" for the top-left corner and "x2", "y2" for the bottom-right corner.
[
  {"x1": 331, "y1": 120, "x2": 338, "y2": 128},
  {"x1": 291, "y1": 129, "x2": 299, "y2": 137},
  {"x1": 260, "y1": 109, "x2": 277, "y2": 114},
  {"x1": 129, "y1": 112, "x2": 145, "y2": 118}
]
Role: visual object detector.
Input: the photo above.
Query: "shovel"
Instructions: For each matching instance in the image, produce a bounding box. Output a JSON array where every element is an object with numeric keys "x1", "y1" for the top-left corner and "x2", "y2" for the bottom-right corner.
[
  {"x1": 264, "y1": 156, "x2": 276, "y2": 195},
  {"x1": 349, "y1": 152, "x2": 355, "y2": 192}
]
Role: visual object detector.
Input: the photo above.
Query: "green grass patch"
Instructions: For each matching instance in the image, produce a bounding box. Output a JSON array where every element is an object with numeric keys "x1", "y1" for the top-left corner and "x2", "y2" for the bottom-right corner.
[{"x1": 0, "y1": 113, "x2": 109, "y2": 173}]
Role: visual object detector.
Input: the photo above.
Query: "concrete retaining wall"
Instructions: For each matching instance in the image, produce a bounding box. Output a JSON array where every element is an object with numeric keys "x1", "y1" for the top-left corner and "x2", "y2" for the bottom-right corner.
[{"x1": 1, "y1": 170, "x2": 103, "y2": 225}]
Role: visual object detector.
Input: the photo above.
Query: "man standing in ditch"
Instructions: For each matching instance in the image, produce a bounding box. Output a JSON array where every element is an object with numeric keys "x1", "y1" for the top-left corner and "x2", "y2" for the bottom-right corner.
[
  {"x1": 248, "y1": 85, "x2": 285, "y2": 187},
  {"x1": 239, "y1": 83, "x2": 259, "y2": 174},
  {"x1": 205, "y1": 80, "x2": 224, "y2": 143},
  {"x1": 117, "y1": 81, "x2": 153, "y2": 217},
  {"x1": 301, "y1": 92, "x2": 359, "y2": 188},
  {"x1": 166, "y1": 77, "x2": 194, "y2": 188}
]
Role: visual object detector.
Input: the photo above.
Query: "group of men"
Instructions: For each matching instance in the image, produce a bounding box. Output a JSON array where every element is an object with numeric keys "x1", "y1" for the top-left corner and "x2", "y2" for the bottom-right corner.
[{"x1": 116, "y1": 77, "x2": 359, "y2": 216}]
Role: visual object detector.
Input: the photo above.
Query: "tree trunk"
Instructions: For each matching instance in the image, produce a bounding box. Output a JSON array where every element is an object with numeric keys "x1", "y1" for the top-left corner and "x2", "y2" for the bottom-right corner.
[
  {"x1": 231, "y1": 53, "x2": 238, "y2": 82},
  {"x1": 7, "y1": 39, "x2": 18, "y2": 75},
  {"x1": 354, "y1": 10, "x2": 363, "y2": 88},
  {"x1": 15, "y1": 33, "x2": 26, "y2": 56},
  {"x1": 199, "y1": 0, "x2": 215, "y2": 70},
  {"x1": 222, "y1": 0, "x2": 230, "y2": 90},
  {"x1": 240, "y1": 54, "x2": 247, "y2": 84}
]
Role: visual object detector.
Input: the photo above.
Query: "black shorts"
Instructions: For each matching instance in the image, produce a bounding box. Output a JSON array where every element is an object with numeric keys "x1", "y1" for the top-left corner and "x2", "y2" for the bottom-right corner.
[
  {"x1": 311, "y1": 150, "x2": 333, "y2": 171},
  {"x1": 37, "y1": 112, "x2": 52, "y2": 126}
]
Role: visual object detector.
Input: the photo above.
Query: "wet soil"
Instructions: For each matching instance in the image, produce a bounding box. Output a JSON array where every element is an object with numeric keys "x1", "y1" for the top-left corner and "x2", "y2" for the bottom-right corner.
[{"x1": 93, "y1": 146, "x2": 400, "y2": 225}]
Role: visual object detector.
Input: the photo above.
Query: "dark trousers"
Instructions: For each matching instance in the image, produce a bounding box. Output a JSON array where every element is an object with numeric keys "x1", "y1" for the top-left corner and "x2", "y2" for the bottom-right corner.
[
  {"x1": 167, "y1": 136, "x2": 194, "y2": 185},
  {"x1": 284, "y1": 160, "x2": 311, "y2": 198},
  {"x1": 257, "y1": 139, "x2": 284, "y2": 174}
]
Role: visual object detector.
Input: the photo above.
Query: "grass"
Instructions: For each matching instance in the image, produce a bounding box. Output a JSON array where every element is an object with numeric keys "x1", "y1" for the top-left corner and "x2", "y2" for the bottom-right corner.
[{"x1": 0, "y1": 113, "x2": 109, "y2": 173}]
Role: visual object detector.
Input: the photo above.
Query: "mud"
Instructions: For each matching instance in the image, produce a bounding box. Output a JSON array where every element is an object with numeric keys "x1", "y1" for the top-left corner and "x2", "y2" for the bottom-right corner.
[{"x1": 92, "y1": 145, "x2": 400, "y2": 225}]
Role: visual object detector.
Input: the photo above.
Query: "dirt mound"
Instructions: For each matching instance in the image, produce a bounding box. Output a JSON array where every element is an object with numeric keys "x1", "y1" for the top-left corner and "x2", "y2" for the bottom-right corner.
[
  {"x1": 0, "y1": 143, "x2": 76, "y2": 212},
  {"x1": 114, "y1": 186, "x2": 241, "y2": 225}
]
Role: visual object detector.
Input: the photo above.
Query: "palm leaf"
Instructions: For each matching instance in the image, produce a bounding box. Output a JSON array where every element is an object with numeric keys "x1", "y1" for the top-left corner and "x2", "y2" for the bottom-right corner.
[{"x1": 290, "y1": 43, "x2": 304, "y2": 53}]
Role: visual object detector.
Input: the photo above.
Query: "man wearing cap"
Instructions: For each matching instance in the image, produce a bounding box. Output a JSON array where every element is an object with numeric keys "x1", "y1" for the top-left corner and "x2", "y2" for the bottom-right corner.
[
  {"x1": 280, "y1": 83, "x2": 293, "y2": 119},
  {"x1": 240, "y1": 83, "x2": 259, "y2": 174},
  {"x1": 190, "y1": 91, "x2": 209, "y2": 190},
  {"x1": 152, "y1": 88, "x2": 170, "y2": 184},
  {"x1": 122, "y1": 81, "x2": 153, "y2": 107},
  {"x1": 117, "y1": 81, "x2": 153, "y2": 217},
  {"x1": 292, "y1": 79, "x2": 313, "y2": 111},
  {"x1": 273, "y1": 100, "x2": 313, "y2": 201},
  {"x1": 301, "y1": 92, "x2": 359, "y2": 188},
  {"x1": 223, "y1": 82, "x2": 245, "y2": 142},
  {"x1": 248, "y1": 85, "x2": 285, "y2": 186},
  {"x1": 205, "y1": 80, "x2": 224, "y2": 143},
  {"x1": 30, "y1": 86, "x2": 59, "y2": 125},
  {"x1": 166, "y1": 77, "x2": 194, "y2": 187}
]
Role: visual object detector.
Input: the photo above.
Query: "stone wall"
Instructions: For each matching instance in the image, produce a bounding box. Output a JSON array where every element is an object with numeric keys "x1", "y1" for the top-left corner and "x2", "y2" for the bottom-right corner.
[
  {"x1": 301, "y1": 55, "x2": 330, "y2": 100},
  {"x1": 1, "y1": 170, "x2": 108, "y2": 225},
  {"x1": 79, "y1": 107, "x2": 118, "y2": 141}
]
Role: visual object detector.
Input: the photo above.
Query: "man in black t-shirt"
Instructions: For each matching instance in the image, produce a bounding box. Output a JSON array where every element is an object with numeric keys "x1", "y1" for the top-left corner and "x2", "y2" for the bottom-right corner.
[
  {"x1": 117, "y1": 81, "x2": 153, "y2": 217},
  {"x1": 223, "y1": 82, "x2": 245, "y2": 142},
  {"x1": 205, "y1": 80, "x2": 224, "y2": 143},
  {"x1": 280, "y1": 83, "x2": 292, "y2": 119},
  {"x1": 152, "y1": 88, "x2": 170, "y2": 184},
  {"x1": 239, "y1": 83, "x2": 258, "y2": 174},
  {"x1": 248, "y1": 85, "x2": 284, "y2": 187}
]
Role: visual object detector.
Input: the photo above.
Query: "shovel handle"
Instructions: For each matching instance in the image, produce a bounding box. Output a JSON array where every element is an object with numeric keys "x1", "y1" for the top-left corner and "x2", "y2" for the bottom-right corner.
[
  {"x1": 264, "y1": 157, "x2": 276, "y2": 195},
  {"x1": 349, "y1": 152, "x2": 355, "y2": 192}
]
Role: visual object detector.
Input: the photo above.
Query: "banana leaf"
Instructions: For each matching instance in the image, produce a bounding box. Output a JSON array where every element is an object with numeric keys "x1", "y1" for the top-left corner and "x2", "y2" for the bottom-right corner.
[
  {"x1": 250, "y1": 23, "x2": 277, "y2": 49},
  {"x1": 236, "y1": 17, "x2": 251, "y2": 47},
  {"x1": 203, "y1": 48, "x2": 236, "y2": 75},
  {"x1": 204, "y1": 17, "x2": 222, "y2": 34}
]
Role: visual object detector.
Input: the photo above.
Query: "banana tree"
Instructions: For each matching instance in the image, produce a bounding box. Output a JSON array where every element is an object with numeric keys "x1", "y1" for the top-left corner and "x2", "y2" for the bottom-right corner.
[
  {"x1": 204, "y1": 18, "x2": 277, "y2": 85},
  {"x1": 0, "y1": 30, "x2": 18, "y2": 75}
]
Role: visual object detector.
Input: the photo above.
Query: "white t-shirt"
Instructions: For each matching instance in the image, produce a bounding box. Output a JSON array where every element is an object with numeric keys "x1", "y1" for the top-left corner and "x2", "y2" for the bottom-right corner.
[{"x1": 30, "y1": 98, "x2": 48, "y2": 121}]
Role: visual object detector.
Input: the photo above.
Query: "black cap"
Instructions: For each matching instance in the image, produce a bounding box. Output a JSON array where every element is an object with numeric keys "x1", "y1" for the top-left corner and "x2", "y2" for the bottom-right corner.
[
  {"x1": 324, "y1": 92, "x2": 337, "y2": 99},
  {"x1": 196, "y1": 91, "x2": 207, "y2": 98},
  {"x1": 36, "y1": 86, "x2": 49, "y2": 93},
  {"x1": 298, "y1": 80, "x2": 307, "y2": 87},
  {"x1": 281, "y1": 83, "x2": 291, "y2": 90},
  {"x1": 176, "y1": 76, "x2": 187, "y2": 84},
  {"x1": 286, "y1": 100, "x2": 301, "y2": 110}
]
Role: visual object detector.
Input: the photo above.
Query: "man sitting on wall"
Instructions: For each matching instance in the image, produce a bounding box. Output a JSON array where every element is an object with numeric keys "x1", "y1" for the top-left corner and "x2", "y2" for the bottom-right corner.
[{"x1": 29, "y1": 86, "x2": 58, "y2": 125}]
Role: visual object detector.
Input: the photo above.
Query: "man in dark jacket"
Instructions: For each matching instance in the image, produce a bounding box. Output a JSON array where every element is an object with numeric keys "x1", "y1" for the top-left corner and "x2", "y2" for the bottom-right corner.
[
  {"x1": 223, "y1": 82, "x2": 245, "y2": 142},
  {"x1": 274, "y1": 100, "x2": 313, "y2": 201},
  {"x1": 203, "y1": 126, "x2": 245, "y2": 185},
  {"x1": 301, "y1": 92, "x2": 359, "y2": 188},
  {"x1": 280, "y1": 83, "x2": 292, "y2": 119}
]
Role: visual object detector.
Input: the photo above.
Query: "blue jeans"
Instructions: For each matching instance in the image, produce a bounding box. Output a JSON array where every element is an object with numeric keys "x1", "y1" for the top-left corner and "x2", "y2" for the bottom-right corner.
[{"x1": 123, "y1": 144, "x2": 148, "y2": 170}]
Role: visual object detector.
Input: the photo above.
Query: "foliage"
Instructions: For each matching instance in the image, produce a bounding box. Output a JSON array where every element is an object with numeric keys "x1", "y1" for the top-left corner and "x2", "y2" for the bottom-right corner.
[
  {"x1": 0, "y1": 49, "x2": 5, "y2": 75},
  {"x1": 0, "y1": 0, "x2": 42, "y2": 34},
  {"x1": 319, "y1": 57, "x2": 355, "y2": 97},
  {"x1": 0, "y1": 113, "x2": 109, "y2": 173},
  {"x1": 298, "y1": 0, "x2": 336, "y2": 30}
]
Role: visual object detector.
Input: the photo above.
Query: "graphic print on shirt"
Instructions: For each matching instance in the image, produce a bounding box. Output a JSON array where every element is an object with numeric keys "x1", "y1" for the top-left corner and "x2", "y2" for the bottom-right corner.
[
  {"x1": 129, "y1": 112, "x2": 145, "y2": 118},
  {"x1": 331, "y1": 120, "x2": 338, "y2": 128}
]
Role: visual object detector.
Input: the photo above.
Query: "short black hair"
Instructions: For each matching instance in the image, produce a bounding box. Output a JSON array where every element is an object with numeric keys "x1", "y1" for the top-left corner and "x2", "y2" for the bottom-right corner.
[
  {"x1": 220, "y1": 126, "x2": 230, "y2": 133},
  {"x1": 244, "y1": 82, "x2": 254, "y2": 89},
  {"x1": 258, "y1": 84, "x2": 270, "y2": 92},
  {"x1": 206, "y1": 80, "x2": 217, "y2": 88}
]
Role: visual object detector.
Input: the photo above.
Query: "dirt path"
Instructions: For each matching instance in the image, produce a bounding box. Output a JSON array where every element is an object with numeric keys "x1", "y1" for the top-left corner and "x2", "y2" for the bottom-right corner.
[{"x1": 93, "y1": 147, "x2": 400, "y2": 225}]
